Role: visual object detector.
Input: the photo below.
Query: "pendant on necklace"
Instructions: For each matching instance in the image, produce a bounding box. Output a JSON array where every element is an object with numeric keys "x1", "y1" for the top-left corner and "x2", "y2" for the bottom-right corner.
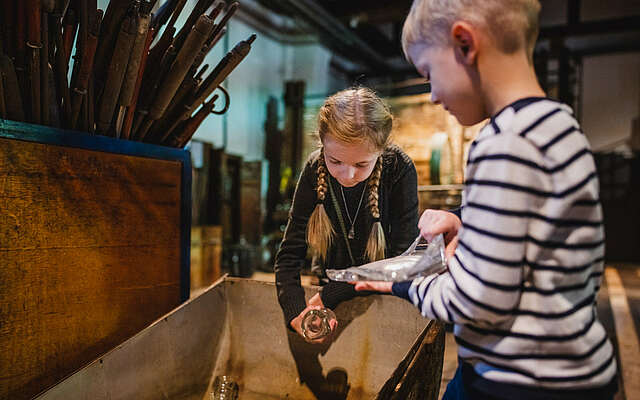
[{"x1": 348, "y1": 227, "x2": 355, "y2": 240}]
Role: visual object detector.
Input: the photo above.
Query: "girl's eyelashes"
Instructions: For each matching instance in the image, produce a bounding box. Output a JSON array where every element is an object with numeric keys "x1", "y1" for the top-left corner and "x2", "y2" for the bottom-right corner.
[{"x1": 329, "y1": 158, "x2": 370, "y2": 168}]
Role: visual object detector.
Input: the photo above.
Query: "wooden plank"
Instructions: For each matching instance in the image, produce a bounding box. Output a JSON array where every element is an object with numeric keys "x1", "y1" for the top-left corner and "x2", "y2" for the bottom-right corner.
[
  {"x1": 190, "y1": 225, "x2": 222, "y2": 292},
  {"x1": 376, "y1": 320, "x2": 445, "y2": 400},
  {"x1": 240, "y1": 161, "x2": 262, "y2": 245},
  {"x1": 0, "y1": 137, "x2": 185, "y2": 399},
  {"x1": 605, "y1": 267, "x2": 640, "y2": 399}
]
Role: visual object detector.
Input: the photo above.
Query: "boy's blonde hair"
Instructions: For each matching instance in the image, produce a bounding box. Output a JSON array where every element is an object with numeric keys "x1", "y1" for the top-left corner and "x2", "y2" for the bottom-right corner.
[
  {"x1": 307, "y1": 87, "x2": 392, "y2": 263},
  {"x1": 402, "y1": 0, "x2": 541, "y2": 62}
]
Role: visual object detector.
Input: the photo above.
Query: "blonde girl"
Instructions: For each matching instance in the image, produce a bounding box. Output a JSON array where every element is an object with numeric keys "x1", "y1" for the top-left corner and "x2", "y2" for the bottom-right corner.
[{"x1": 274, "y1": 87, "x2": 419, "y2": 343}]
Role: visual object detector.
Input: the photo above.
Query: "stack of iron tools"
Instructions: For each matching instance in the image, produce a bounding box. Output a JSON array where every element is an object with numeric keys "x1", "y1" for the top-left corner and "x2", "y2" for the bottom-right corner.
[{"x1": 0, "y1": 0, "x2": 254, "y2": 147}]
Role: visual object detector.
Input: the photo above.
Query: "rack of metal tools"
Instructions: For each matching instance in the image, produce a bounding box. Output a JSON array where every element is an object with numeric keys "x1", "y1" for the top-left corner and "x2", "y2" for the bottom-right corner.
[{"x1": 0, "y1": 0, "x2": 256, "y2": 147}]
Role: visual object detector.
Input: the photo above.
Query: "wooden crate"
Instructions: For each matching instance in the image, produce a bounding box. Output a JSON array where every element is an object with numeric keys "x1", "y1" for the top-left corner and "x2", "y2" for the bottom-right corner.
[
  {"x1": 190, "y1": 225, "x2": 222, "y2": 292},
  {"x1": 0, "y1": 120, "x2": 191, "y2": 400}
]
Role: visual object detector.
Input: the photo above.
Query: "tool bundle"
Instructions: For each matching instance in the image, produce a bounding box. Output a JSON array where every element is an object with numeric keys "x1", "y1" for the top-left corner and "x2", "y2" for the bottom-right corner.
[{"x1": 0, "y1": 0, "x2": 255, "y2": 147}]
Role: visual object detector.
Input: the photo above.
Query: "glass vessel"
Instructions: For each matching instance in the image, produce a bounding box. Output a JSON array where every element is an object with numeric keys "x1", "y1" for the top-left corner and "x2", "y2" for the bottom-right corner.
[
  {"x1": 301, "y1": 308, "x2": 336, "y2": 341},
  {"x1": 211, "y1": 375, "x2": 238, "y2": 400}
]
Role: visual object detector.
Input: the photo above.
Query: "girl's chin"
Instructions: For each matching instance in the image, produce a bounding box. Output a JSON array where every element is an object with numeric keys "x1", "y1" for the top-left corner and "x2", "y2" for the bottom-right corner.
[{"x1": 338, "y1": 180, "x2": 360, "y2": 187}]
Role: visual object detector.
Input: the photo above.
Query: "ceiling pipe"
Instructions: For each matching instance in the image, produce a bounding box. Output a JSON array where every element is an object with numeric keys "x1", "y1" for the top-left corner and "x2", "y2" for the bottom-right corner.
[
  {"x1": 232, "y1": 0, "x2": 317, "y2": 45},
  {"x1": 263, "y1": 0, "x2": 397, "y2": 73}
]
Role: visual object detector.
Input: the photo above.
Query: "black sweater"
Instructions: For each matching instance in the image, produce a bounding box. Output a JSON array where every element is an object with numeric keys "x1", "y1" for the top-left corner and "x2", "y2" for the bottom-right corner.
[{"x1": 274, "y1": 145, "x2": 419, "y2": 326}]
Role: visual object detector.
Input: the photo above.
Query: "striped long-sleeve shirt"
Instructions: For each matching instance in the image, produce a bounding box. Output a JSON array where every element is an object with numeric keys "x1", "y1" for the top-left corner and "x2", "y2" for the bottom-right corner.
[{"x1": 393, "y1": 97, "x2": 617, "y2": 391}]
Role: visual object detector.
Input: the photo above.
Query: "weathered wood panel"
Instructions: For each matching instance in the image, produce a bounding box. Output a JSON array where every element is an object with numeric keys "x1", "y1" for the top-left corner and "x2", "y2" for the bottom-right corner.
[
  {"x1": 240, "y1": 161, "x2": 262, "y2": 245},
  {"x1": 190, "y1": 225, "x2": 222, "y2": 292},
  {"x1": 0, "y1": 136, "x2": 185, "y2": 400}
]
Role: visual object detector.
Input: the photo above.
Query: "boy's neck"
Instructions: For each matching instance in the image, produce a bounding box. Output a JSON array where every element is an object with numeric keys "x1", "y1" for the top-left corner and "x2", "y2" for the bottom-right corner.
[{"x1": 477, "y1": 48, "x2": 546, "y2": 118}]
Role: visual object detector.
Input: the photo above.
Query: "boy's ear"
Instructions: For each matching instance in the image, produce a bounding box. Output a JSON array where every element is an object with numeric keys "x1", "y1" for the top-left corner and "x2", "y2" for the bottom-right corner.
[{"x1": 450, "y1": 22, "x2": 477, "y2": 65}]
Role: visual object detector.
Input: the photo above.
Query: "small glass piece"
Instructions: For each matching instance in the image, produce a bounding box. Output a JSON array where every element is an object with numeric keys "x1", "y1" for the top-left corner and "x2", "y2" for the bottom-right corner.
[
  {"x1": 301, "y1": 308, "x2": 336, "y2": 341},
  {"x1": 211, "y1": 375, "x2": 238, "y2": 400}
]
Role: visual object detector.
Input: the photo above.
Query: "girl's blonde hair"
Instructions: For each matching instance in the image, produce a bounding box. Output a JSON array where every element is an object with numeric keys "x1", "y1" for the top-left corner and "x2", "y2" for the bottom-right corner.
[
  {"x1": 402, "y1": 0, "x2": 541, "y2": 63},
  {"x1": 306, "y1": 87, "x2": 392, "y2": 263}
]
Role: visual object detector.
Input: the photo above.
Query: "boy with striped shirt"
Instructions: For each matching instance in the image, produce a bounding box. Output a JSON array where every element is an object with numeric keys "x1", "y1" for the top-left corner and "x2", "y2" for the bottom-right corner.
[{"x1": 354, "y1": 0, "x2": 618, "y2": 398}]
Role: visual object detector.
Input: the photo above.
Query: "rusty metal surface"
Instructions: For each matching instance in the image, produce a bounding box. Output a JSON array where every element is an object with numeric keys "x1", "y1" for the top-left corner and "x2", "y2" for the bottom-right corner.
[{"x1": 37, "y1": 277, "x2": 432, "y2": 400}]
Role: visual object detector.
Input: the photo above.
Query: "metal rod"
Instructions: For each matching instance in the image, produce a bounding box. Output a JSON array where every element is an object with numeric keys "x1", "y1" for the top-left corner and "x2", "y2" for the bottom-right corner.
[
  {"x1": 27, "y1": 0, "x2": 43, "y2": 124},
  {"x1": 16, "y1": 0, "x2": 27, "y2": 106},
  {"x1": 125, "y1": 26, "x2": 154, "y2": 140},
  {"x1": 96, "y1": 14, "x2": 137, "y2": 135},
  {"x1": 0, "y1": 65, "x2": 6, "y2": 119},
  {"x1": 62, "y1": 8, "x2": 77, "y2": 68},
  {"x1": 148, "y1": 14, "x2": 215, "y2": 128},
  {"x1": 70, "y1": 9, "x2": 102, "y2": 130},
  {"x1": 118, "y1": 12, "x2": 151, "y2": 108},
  {"x1": 167, "y1": 94, "x2": 219, "y2": 148},
  {"x1": 2, "y1": 0, "x2": 16, "y2": 59},
  {"x1": 0, "y1": 54, "x2": 26, "y2": 121},
  {"x1": 172, "y1": 0, "x2": 215, "y2": 52},
  {"x1": 54, "y1": 14, "x2": 71, "y2": 126},
  {"x1": 41, "y1": 9, "x2": 51, "y2": 125},
  {"x1": 207, "y1": 2, "x2": 237, "y2": 47}
]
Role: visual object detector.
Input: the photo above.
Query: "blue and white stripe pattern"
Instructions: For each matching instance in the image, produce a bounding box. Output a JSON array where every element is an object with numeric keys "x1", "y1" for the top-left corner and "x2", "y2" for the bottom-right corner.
[{"x1": 402, "y1": 98, "x2": 616, "y2": 389}]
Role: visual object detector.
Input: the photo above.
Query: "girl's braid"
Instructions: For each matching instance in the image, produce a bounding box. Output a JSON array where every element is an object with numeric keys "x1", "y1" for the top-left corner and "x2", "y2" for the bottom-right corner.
[{"x1": 367, "y1": 156, "x2": 383, "y2": 219}]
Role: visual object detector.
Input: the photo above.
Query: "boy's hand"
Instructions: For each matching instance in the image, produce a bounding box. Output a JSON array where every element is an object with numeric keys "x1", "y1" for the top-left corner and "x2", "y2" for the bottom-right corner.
[
  {"x1": 351, "y1": 281, "x2": 393, "y2": 293},
  {"x1": 419, "y1": 209, "x2": 461, "y2": 259}
]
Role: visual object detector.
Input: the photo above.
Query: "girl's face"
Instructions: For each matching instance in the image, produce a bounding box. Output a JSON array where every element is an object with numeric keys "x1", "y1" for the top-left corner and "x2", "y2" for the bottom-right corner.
[{"x1": 323, "y1": 134, "x2": 381, "y2": 187}]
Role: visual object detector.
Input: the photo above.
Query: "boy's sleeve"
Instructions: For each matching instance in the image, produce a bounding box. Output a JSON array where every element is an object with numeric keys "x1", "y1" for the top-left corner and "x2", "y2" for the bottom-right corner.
[
  {"x1": 396, "y1": 134, "x2": 547, "y2": 326},
  {"x1": 449, "y1": 207, "x2": 462, "y2": 219}
]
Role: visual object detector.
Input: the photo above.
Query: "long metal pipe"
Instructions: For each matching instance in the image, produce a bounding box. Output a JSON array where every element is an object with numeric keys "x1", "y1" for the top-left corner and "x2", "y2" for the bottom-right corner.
[{"x1": 268, "y1": 0, "x2": 395, "y2": 72}]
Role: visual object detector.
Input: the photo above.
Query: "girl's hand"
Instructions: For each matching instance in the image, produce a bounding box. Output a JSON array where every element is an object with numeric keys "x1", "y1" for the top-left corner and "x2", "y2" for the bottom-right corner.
[
  {"x1": 308, "y1": 292, "x2": 324, "y2": 307},
  {"x1": 290, "y1": 300, "x2": 338, "y2": 345},
  {"x1": 351, "y1": 281, "x2": 393, "y2": 293},
  {"x1": 418, "y1": 209, "x2": 461, "y2": 259}
]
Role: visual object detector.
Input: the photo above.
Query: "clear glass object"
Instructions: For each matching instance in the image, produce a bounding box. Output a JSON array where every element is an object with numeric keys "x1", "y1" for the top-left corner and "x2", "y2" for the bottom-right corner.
[
  {"x1": 326, "y1": 234, "x2": 447, "y2": 282},
  {"x1": 211, "y1": 375, "x2": 238, "y2": 400},
  {"x1": 301, "y1": 308, "x2": 336, "y2": 341}
]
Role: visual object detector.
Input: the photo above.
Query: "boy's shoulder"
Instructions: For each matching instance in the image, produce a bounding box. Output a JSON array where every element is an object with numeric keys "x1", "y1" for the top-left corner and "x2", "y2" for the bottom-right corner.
[{"x1": 476, "y1": 98, "x2": 585, "y2": 158}]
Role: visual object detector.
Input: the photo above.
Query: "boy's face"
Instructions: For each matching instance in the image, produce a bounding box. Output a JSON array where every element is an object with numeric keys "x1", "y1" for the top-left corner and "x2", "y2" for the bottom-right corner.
[{"x1": 408, "y1": 43, "x2": 487, "y2": 125}]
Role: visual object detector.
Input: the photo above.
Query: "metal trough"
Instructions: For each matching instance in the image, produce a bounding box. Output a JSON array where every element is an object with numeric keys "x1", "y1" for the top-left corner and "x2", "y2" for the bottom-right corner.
[{"x1": 37, "y1": 277, "x2": 444, "y2": 400}]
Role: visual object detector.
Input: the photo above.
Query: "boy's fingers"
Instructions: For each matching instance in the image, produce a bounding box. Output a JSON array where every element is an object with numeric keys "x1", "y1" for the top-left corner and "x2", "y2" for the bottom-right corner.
[
  {"x1": 445, "y1": 236, "x2": 459, "y2": 259},
  {"x1": 352, "y1": 282, "x2": 366, "y2": 291},
  {"x1": 354, "y1": 281, "x2": 392, "y2": 293},
  {"x1": 420, "y1": 228, "x2": 435, "y2": 242}
]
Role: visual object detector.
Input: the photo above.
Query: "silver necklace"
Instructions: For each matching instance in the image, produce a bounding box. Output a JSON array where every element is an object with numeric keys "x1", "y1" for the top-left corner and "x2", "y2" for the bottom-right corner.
[{"x1": 340, "y1": 184, "x2": 366, "y2": 240}]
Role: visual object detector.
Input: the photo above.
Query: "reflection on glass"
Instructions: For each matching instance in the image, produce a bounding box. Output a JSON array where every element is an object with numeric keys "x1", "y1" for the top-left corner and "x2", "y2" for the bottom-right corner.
[
  {"x1": 301, "y1": 308, "x2": 336, "y2": 341},
  {"x1": 211, "y1": 375, "x2": 238, "y2": 400}
]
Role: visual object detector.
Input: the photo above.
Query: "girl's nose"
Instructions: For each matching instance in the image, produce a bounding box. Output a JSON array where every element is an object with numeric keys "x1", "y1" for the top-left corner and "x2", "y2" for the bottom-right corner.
[{"x1": 346, "y1": 166, "x2": 356, "y2": 179}]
